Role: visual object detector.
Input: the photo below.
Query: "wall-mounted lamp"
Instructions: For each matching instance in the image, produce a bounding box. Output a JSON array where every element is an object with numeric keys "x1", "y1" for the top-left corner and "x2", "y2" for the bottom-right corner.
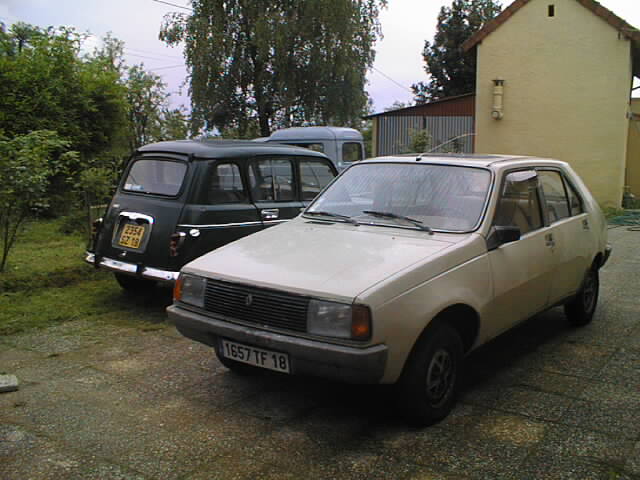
[{"x1": 492, "y1": 78, "x2": 505, "y2": 120}]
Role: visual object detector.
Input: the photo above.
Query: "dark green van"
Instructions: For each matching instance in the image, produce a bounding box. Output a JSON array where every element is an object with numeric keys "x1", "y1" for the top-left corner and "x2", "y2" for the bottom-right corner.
[{"x1": 86, "y1": 140, "x2": 337, "y2": 291}]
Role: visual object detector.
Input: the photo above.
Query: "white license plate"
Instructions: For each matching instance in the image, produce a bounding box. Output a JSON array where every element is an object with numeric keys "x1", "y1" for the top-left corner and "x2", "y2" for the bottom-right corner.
[{"x1": 221, "y1": 339, "x2": 290, "y2": 374}]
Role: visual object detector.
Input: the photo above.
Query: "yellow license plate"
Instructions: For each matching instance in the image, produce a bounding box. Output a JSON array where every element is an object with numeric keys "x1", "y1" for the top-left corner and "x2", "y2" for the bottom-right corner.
[{"x1": 118, "y1": 224, "x2": 145, "y2": 249}]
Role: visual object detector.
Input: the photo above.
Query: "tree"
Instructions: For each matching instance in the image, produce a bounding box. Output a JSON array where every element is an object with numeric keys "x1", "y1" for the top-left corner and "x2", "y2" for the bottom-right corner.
[
  {"x1": 412, "y1": 0, "x2": 502, "y2": 103},
  {"x1": 124, "y1": 65, "x2": 169, "y2": 150},
  {"x1": 0, "y1": 131, "x2": 77, "y2": 272},
  {"x1": 384, "y1": 101, "x2": 411, "y2": 112},
  {"x1": 0, "y1": 26, "x2": 127, "y2": 163},
  {"x1": 123, "y1": 65, "x2": 190, "y2": 150},
  {"x1": 160, "y1": 0, "x2": 386, "y2": 137},
  {"x1": 157, "y1": 107, "x2": 190, "y2": 141}
]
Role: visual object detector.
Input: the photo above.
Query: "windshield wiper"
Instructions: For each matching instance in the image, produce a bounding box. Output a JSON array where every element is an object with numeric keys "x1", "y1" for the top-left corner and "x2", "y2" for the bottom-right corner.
[
  {"x1": 362, "y1": 210, "x2": 433, "y2": 234},
  {"x1": 304, "y1": 211, "x2": 359, "y2": 225}
]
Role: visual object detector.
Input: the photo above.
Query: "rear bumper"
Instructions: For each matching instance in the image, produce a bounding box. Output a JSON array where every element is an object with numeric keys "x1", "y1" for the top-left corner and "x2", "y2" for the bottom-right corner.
[
  {"x1": 167, "y1": 304, "x2": 388, "y2": 384},
  {"x1": 85, "y1": 252, "x2": 178, "y2": 283}
]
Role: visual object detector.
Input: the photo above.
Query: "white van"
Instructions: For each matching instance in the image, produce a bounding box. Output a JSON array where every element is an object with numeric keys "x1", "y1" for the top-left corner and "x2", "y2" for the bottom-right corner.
[{"x1": 265, "y1": 126, "x2": 365, "y2": 170}]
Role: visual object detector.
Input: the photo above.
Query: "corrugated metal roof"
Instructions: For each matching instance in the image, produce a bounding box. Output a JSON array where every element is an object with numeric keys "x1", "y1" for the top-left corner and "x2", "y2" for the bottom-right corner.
[{"x1": 365, "y1": 93, "x2": 475, "y2": 119}]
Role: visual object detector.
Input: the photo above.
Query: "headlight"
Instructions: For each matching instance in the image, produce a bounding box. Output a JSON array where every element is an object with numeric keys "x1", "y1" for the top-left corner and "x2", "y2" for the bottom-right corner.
[
  {"x1": 174, "y1": 273, "x2": 206, "y2": 308},
  {"x1": 307, "y1": 300, "x2": 371, "y2": 341}
]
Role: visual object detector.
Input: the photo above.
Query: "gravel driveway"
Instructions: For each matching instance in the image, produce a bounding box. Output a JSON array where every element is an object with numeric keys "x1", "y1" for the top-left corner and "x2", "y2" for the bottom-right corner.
[{"x1": 1, "y1": 228, "x2": 639, "y2": 480}]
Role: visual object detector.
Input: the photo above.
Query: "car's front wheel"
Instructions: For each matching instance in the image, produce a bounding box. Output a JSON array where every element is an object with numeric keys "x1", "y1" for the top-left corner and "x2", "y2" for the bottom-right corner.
[
  {"x1": 564, "y1": 268, "x2": 599, "y2": 326},
  {"x1": 397, "y1": 324, "x2": 463, "y2": 426}
]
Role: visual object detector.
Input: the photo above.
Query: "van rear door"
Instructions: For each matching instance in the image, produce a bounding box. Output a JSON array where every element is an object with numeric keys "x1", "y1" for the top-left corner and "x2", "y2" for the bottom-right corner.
[{"x1": 95, "y1": 154, "x2": 190, "y2": 272}]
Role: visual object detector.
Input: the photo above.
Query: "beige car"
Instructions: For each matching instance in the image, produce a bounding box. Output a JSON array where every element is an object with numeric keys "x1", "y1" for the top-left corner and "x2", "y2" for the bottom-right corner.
[{"x1": 168, "y1": 154, "x2": 611, "y2": 425}]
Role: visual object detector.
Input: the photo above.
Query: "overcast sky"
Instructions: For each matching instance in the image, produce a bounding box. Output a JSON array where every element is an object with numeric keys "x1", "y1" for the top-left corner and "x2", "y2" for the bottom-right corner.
[{"x1": 1, "y1": 0, "x2": 639, "y2": 114}]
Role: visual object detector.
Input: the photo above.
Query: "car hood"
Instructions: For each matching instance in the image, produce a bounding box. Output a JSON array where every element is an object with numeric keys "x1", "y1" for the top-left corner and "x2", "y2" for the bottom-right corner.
[{"x1": 183, "y1": 218, "x2": 467, "y2": 302}]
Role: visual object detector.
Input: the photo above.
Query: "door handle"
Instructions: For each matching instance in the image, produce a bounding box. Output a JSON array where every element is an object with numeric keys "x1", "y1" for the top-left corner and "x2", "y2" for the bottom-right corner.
[
  {"x1": 582, "y1": 219, "x2": 590, "y2": 230},
  {"x1": 545, "y1": 233, "x2": 555, "y2": 247},
  {"x1": 261, "y1": 209, "x2": 279, "y2": 220}
]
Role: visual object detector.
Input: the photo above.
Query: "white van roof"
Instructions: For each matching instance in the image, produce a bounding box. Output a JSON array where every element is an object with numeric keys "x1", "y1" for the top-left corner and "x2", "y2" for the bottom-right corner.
[{"x1": 267, "y1": 126, "x2": 363, "y2": 142}]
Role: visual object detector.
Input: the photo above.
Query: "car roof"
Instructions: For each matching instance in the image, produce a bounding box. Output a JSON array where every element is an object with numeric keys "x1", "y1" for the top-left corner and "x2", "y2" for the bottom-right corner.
[
  {"x1": 360, "y1": 153, "x2": 568, "y2": 169},
  {"x1": 137, "y1": 139, "x2": 330, "y2": 160}
]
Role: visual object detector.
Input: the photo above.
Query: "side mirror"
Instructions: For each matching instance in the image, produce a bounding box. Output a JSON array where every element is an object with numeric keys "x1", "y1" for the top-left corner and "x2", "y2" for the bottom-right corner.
[{"x1": 487, "y1": 226, "x2": 521, "y2": 251}]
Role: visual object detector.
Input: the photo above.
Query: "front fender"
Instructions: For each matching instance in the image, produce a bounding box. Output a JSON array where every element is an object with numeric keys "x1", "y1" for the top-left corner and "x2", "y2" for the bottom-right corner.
[{"x1": 368, "y1": 253, "x2": 492, "y2": 383}]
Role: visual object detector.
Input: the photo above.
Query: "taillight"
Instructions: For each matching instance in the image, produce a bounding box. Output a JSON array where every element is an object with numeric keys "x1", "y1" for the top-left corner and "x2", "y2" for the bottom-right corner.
[
  {"x1": 169, "y1": 232, "x2": 186, "y2": 257},
  {"x1": 90, "y1": 218, "x2": 103, "y2": 250},
  {"x1": 91, "y1": 218, "x2": 103, "y2": 236}
]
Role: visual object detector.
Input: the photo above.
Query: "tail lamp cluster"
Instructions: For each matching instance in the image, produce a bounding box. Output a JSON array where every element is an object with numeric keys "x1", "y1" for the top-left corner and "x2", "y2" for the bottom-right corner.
[{"x1": 169, "y1": 231, "x2": 186, "y2": 257}]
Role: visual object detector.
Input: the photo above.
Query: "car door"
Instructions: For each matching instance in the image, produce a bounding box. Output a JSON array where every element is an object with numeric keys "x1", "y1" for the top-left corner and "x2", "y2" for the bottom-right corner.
[
  {"x1": 537, "y1": 169, "x2": 593, "y2": 304},
  {"x1": 486, "y1": 170, "x2": 555, "y2": 337},
  {"x1": 248, "y1": 156, "x2": 304, "y2": 227},
  {"x1": 176, "y1": 161, "x2": 262, "y2": 265}
]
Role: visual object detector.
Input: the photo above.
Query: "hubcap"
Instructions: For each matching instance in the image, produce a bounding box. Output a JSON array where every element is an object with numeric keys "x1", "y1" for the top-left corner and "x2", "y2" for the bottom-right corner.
[
  {"x1": 425, "y1": 348, "x2": 455, "y2": 408},
  {"x1": 582, "y1": 272, "x2": 597, "y2": 313}
]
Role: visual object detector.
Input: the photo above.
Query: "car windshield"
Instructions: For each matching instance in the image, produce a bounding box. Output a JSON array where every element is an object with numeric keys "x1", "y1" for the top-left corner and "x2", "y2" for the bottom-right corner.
[
  {"x1": 305, "y1": 162, "x2": 492, "y2": 232},
  {"x1": 123, "y1": 158, "x2": 187, "y2": 196}
]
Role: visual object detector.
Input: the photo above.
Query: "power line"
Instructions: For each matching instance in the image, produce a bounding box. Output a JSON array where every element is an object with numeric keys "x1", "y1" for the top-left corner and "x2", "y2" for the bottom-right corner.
[
  {"x1": 371, "y1": 66, "x2": 414, "y2": 94},
  {"x1": 149, "y1": 64, "x2": 186, "y2": 71},
  {"x1": 151, "y1": 0, "x2": 192, "y2": 11},
  {"x1": 125, "y1": 50, "x2": 182, "y2": 63},
  {"x1": 125, "y1": 46, "x2": 183, "y2": 61}
]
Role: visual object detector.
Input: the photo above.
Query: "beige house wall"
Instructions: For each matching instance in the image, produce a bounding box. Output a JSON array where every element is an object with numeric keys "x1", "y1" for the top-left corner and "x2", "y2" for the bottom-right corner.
[
  {"x1": 627, "y1": 98, "x2": 640, "y2": 197},
  {"x1": 474, "y1": 0, "x2": 633, "y2": 207}
]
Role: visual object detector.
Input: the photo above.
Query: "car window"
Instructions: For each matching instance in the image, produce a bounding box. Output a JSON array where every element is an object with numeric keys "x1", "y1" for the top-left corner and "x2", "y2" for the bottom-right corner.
[
  {"x1": 493, "y1": 170, "x2": 543, "y2": 235},
  {"x1": 249, "y1": 158, "x2": 294, "y2": 202},
  {"x1": 565, "y1": 180, "x2": 584, "y2": 215},
  {"x1": 307, "y1": 163, "x2": 491, "y2": 231},
  {"x1": 123, "y1": 158, "x2": 187, "y2": 196},
  {"x1": 299, "y1": 160, "x2": 335, "y2": 201},
  {"x1": 205, "y1": 163, "x2": 247, "y2": 204},
  {"x1": 342, "y1": 142, "x2": 363, "y2": 162},
  {"x1": 538, "y1": 170, "x2": 570, "y2": 223}
]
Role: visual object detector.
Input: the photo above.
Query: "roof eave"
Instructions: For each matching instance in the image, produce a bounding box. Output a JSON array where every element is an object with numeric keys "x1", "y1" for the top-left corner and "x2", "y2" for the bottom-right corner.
[{"x1": 462, "y1": 0, "x2": 640, "y2": 58}]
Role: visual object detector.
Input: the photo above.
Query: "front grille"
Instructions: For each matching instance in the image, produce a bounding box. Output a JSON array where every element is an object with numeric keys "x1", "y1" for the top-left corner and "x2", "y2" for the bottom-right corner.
[{"x1": 203, "y1": 279, "x2": 309, "y2": 333}]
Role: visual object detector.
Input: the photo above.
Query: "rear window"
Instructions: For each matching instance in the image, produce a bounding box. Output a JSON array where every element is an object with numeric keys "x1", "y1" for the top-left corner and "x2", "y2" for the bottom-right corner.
[
  {"x1": 123, "y1": 159, "x2": 187, "y2": 196},
  {"x1": 342, "y1": 142, "x2": 363, "y2": 162}
]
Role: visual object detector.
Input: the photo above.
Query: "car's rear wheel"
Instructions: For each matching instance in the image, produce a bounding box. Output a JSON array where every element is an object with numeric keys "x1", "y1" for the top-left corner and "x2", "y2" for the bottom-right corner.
[
  {"x1": 564, "y1": 268, "x2": 599, "y2": 326},
  {"x1": 397, "y1": 324, "x2": 463, "y2": 426},
  {"x1": 114, "y1": 273, "x2": 157, "y2": 293}
]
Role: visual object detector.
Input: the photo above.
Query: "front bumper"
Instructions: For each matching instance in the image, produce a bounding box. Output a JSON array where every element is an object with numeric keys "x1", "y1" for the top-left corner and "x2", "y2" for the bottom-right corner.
[
  {"x1": 167, "y1": 304, "x2": 388, "y2": 384},
  {"x1": 602, "y1": 243, "x2": 612, "y2": 267},
  {"x1": 85, "y1": 252, "x2": 178, "y2": 283}
]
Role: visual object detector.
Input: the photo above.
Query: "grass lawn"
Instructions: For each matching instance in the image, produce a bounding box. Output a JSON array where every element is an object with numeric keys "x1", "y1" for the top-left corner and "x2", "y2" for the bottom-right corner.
[{"x1": 0, "y1": 219, "x2": 172, "y2": 336}]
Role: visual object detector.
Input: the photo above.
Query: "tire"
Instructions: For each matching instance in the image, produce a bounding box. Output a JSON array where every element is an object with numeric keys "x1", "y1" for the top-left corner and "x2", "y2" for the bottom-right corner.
[
  {"x1": 397, "y1": 324, "x2": 464, "y2": 427},
  {"x1": 215, "y1": 349, "x2": 263, "y2": 376},
  {"x1": 114, "y1": 273, "x2": 157, "y2": 293},
  {"x1": 564, "y1": 268, "x2": 599, "y2": 326}
]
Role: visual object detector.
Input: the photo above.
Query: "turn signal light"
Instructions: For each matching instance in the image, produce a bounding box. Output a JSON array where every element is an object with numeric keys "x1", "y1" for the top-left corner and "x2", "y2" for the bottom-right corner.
[
  {"x1": 173, "y1": 274, "x2": 183, "y2": 302},
  {"x1": 351, "y1": 305, "x2": 372, "y2": 341}
]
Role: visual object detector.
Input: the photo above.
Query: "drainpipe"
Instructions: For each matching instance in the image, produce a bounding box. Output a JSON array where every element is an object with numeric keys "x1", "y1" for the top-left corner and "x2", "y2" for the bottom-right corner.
[{"x1": 492, "y1": 79, "x2": 505, "y2": 120}]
